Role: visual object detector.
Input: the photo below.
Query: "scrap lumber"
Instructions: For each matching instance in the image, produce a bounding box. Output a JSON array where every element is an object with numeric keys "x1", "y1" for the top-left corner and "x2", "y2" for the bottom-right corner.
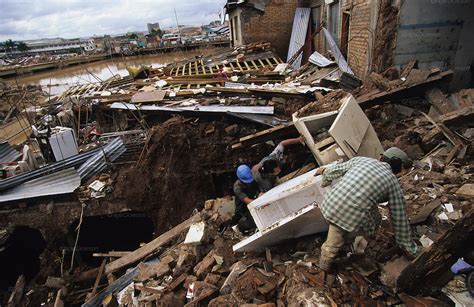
[
  {"x1": 78, "y1": 214, "x2": 201, "y2": 281},
  {"x1": 400, "y1": 60, "x2": 417, "y2": 79},
  {"x1": 93, "y1": 251, "x2": 131, "y2": 258},
  {"x1": 397, "y1": 209, "x2": 474, "y2": 294},
  {"x1": 7, "y1": 275, "x2": 25, "y2": 307},
  {"x1": 90, "y1": 259, "x2": 107, "y2": 299},
  {"x1": 439, "y1": 105, "x2": 474, "y2": 127},
  {"x1": 83, "y1": 260, "x2": 157, "y2": 307},
  {"x1": 425, "y1": 88, "x2": 456, "y2": 114},
  {"x1": 409, "y1": 200, "x2": 441, "y2": 225},
  {"x1": 231, "y1": 124, "x2": 299, "y2": 149},
  {"x1": 358, "y1": 70, "x2": 453, "y2": 109}
]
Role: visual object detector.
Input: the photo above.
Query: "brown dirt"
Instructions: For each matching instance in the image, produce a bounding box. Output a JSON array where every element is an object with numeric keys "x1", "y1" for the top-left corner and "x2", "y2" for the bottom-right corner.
[
  {"x1": 372, "y1": 0, "x2": 400, "y2": 73},
  {"x1": 111, "y1": 116, "x2": 269, "y2": 234},
  {"x1": 296, "y1": 90, "x2": 347, "y2": 117}
]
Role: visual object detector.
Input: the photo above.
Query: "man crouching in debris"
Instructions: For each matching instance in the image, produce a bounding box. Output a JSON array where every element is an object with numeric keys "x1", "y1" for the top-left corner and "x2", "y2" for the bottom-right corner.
[
  {"x1": 315, "y1": 147, "x2": 417, "y2": 272},
  {"x1": 230, "y1": 165, "x2": 259, "y2": 234},
  {"x1": 252, "y1": 136, "x2": 305, "y2": 193}
]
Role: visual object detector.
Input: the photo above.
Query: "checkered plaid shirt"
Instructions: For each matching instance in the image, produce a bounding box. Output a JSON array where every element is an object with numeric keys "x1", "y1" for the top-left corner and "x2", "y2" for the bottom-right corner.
[{"x1": 321, "y1": 157, "x2": 417, "y2": 255}]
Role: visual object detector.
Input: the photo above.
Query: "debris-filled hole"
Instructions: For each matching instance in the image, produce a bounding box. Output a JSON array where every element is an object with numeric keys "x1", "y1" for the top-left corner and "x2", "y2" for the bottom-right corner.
[
  {"x1": 69, "y1": 211, "x2": 154, "y2": 266},
  {"x1": 0, "y1": 226, "x2": 46, "y2": 291}
]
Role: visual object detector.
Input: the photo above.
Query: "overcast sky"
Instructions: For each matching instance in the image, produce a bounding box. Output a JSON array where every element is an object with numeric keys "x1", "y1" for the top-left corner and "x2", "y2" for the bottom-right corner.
[{"x1": 0, "y1": 0, "x2": 226, "y2": 41}]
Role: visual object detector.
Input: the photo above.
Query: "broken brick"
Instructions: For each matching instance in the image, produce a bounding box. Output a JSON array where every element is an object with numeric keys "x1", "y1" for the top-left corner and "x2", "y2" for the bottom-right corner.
[{"x1": 194, "y1": 250, "x2": 216, "y2": 279}]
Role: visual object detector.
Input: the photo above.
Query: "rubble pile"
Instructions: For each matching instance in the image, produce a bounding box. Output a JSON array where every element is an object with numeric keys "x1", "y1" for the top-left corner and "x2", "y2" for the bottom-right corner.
[{"x1": 0, "y1": 41, "x2": 472, "y2": 306}]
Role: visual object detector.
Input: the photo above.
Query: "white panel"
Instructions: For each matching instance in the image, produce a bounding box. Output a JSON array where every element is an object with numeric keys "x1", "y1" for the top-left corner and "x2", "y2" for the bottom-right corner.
[
  {"x1": 49, "y1": 127, "x2": 78, "y2": 161},
  {"x1": 233, "y1": 203, "x2": 329, "y2": 253},
  {"x1": 248, "y1": 170, "x2": 330, "y2": 231}
]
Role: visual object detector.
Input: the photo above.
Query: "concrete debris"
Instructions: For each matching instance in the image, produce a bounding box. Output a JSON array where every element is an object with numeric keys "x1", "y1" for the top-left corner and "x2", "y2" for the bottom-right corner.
[{"x1": 0, "y1": 40, "x2": 472, "y2": 307}]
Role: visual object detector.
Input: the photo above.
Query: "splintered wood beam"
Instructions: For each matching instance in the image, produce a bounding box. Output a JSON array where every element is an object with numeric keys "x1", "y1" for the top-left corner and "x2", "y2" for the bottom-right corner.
[
  {"x1": 232, "y1": 124, "x2": 298, "y2": 149},
  {"x1": 397, "y1": 209, "x2": 474, "y2": 295},
  {"x1": 425, "y1": 88, "x2": 457, "y2": 114},
  {"x1": 357, "y1": 70, "x2": 453, "y2": 109}
]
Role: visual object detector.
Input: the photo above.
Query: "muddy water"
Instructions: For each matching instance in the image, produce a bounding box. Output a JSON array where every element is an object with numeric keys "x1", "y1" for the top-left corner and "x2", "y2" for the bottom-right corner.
[{"x1": 11, "y1": 48, "x2": 220, "y2": 96}]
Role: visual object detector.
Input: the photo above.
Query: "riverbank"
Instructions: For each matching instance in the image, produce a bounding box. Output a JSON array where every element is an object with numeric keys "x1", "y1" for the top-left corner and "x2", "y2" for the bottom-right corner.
[
  {"x1": 7, "y1": 47, "x2": 229, "y2": 96},
  {"x1": 0, "y1": 40, "x2": 230, "y2": 79}
]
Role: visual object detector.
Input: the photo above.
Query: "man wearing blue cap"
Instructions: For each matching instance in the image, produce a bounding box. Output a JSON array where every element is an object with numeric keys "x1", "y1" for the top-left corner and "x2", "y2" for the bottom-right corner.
[{"x1": 231, "y1": 164, "x2": 260, "y2": 233}]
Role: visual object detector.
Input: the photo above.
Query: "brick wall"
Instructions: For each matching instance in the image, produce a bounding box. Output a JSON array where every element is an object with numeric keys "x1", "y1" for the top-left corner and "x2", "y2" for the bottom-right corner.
[
  {"x1": 310, "y1": 0, "x2": 378, "y2": 79},
  {"x1": 239, "y1": 0, "x2": 299, "y2": 59},
  {"x1": 341, "y1": 0, "x2": 375, "y2": 78}
]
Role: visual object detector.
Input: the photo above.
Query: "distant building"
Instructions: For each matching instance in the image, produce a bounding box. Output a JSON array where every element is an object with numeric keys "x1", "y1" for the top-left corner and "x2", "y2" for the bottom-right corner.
[
  {"x1": 147, "y1": 22, "x2": 161, "y2": 33},
  {"x1": 225, "y1": 0, "x2": 299, "y2": 59},
  {"x1": 22, "y1": 38, "x2": 90, "y2": 55}
]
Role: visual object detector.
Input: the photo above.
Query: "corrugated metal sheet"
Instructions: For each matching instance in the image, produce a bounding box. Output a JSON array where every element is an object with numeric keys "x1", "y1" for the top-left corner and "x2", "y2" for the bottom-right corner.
[
  {"x1": 287, "y1": 8, "x2": 311, "y2": 69},
  {"x1": 0, "y1": 141, "x2": 21, "y2": 163},
  {"x1": 0, "y1": 168, "x2": 80, "y2": 203},
  {"x1": 323, "y1": 27, "x2": 354, "y2": 75},
  {"x1": 109, "y1": 102, "x2": 275, "y2": 115},
  {"x1": 0, "y1": 148, "x2": 100, "y2": 192},
  {"x1": 78, "y1": 137, "x2": 126, "y2": 181},
  {"x1": 309, "y1": 51, "x2": 335, "y2": 67}
]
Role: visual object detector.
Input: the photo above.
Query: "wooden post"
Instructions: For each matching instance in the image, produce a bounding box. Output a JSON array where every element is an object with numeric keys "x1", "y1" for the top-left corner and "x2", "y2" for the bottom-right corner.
[
  {"x1": 7, "y1": 275, "x2": 25, "y2": 307},
  {"x1": 397, "y1": 209, "x2": 474, "y2": 294}
]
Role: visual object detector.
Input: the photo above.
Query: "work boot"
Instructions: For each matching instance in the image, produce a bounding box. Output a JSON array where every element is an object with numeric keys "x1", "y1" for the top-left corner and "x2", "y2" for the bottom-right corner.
[{"x1": 318, "y1": 258, "x2": 332, "y2": 272}]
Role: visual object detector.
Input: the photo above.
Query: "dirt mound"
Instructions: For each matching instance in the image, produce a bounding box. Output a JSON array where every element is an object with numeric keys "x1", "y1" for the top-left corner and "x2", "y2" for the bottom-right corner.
[{"x1": 112, "y1": 116, "x2": 266, "y2": 234}]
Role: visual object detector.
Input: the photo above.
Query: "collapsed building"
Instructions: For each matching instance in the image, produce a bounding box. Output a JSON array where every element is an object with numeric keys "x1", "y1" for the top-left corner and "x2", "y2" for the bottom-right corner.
[{"x1": 0, "y1": 3, "x2": 473, "y2": 307}]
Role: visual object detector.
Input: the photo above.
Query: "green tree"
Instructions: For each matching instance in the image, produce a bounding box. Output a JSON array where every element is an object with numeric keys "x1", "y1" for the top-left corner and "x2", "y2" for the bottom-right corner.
[
  {"x1": 4, "y1": 39, "x2": 17, "y2": 53},
  {"x1": 150, "y1": 28, "x2": 163, "y2": 38},
  {"x1": 127, "y1": 33, "x2": 138, "y2": 40},
  {"x1": 17, "y1": 41, "x2": 29, "y2": 53}
]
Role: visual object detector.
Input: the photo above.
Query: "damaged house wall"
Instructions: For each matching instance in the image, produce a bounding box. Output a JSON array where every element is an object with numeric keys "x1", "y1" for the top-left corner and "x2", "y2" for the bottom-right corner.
[
  {"x1": 310, "y1": 0, "x2": 379, "y2": 79},
  {"x1": 392, "y1": 0, "x2": 474, "y2": 89},
  {"x1": 227, "y1": 0, "x2": 300, "y2": 59}
]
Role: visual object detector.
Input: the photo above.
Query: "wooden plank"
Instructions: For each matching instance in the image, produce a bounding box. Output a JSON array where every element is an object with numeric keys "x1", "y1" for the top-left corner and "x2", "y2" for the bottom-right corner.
[
  {"x1": 93, "y1": 251, "x2": 131, "y2": 258},
  {"x1": 200, "y1": 60, "x2": 206, "y2": 74},
  {"x1": 265, "y1": 58, "x2": 273, "y2": 66},
  {"x1": 0, "y1": 115, "x2": 32, "y2": 146},
  {"x1": 7, "y1": 275, "x2": 25, "y2": 307},
  {"x1": 136, "y1": 285, "x2": 163, "y2": 295},
  {"x1": 409, "y1": 200, "x2": 441, "y2": 224},
  {"x1": 194, "y1": 61, "x2": 198, "y2": 75},
  {"x1": 279, "y1": 163, "x2": 316, "y2": 183},
  {"x1": 425, "y1": 88, "x2": 457, "y2": 114},
  {"x1": 131, "y1": 91, "x2": 166, "y2": 103},
  {"x1": 236, "y1": 62, "x2": 243, "y2": 71},
  {"x1": 439, "y1": 105, "x2": 474, "y2": 127},
  {"x1": 78, "y1": 214, "x2": 201, "y2": 281},
  {"x1": 400, "y1": 60, "x2": 417, "y2": 79},
  {"x1": 258, "y1": 59, "x2": 265, "y2": 67},
  {"x1": 188, "y1": 62, "x2": 191, "y2": 76},
  {"x1": 90, "y1": 259, "x2": 107, "y2": 299},
  {"x1": 244, "y1": 61, "x2": 251, "y2": 71},
  {"x1": 251, "y1": 60, "x2": 259, "y2": 69},
  {"x1": 235, "y1": 124, "x2": 298, "y2": 148},
  {"x1": 358, "y1": 70, "x2": 453, "y2": 109},
  {"x1": 397, "y1": 209, "x2": 474, "y2": 295}
]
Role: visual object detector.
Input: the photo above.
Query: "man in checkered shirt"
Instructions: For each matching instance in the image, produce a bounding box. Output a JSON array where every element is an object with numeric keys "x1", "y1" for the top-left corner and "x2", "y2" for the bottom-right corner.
[{"x1": 316, "y1": 147, "x2": 417, "y2": 271}]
